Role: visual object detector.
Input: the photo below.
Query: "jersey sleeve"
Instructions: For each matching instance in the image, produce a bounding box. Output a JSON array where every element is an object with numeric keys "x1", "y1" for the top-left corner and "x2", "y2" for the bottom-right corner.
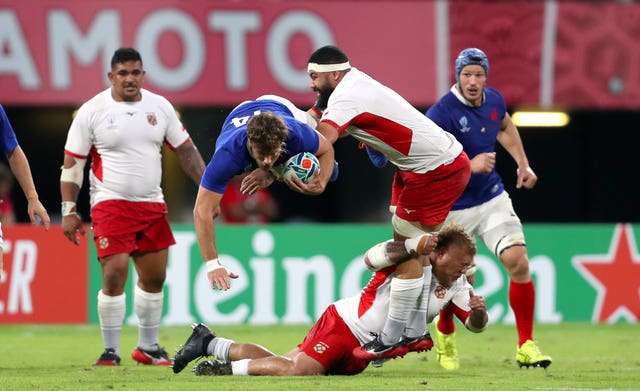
[
  {"x1": 284, "y1": 118, "x2": 320, "y2": 155},
  {"x1": 159, "y1": 96, "x2": 191, "y2": 149},
  {"x1": 64, "y1": 103, "x2": 94, "y2": 158},
  {"x1": 320, "y1": 89, "x2": 360, "y2": 136},
  {"x1": 0, "y1": 105, "x2": 19, "y2": 154},
  {"x1": 200, "y1": 147, "x2": 245, "y2": 194},
  {"x1": 450, "y1": 278, "x2": 473, "y2": 312}
]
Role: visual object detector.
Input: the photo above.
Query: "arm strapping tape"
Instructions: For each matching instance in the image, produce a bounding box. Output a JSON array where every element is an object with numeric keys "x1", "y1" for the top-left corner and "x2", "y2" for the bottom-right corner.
[{"x1": 60, "y1": 159, "x2": 86, "y2": 187}]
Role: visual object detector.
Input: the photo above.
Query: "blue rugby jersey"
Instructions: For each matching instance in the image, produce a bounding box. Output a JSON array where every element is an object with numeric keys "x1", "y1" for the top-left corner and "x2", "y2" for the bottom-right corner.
[
  {"x1": 0, "y1": 105, "x2": 20, "y2": 154},
  {"x1": 426, "y1": 87, "x2": 507, "y2": 209},
  {"x1": 201, "y1": 99, "x2": 320, "y2": 194}
]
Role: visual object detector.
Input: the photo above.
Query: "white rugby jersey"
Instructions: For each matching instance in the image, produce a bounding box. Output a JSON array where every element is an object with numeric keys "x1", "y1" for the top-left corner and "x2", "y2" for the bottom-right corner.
[
  {"x1": 64, "y1": 88, "x2": 191, "y2": 207},
  {"x1": 333, "y1": 266, "x2": 472, "y2": 345},
  {"x1": 320, "y1": 68, "x2": 463, "y2": 173}
]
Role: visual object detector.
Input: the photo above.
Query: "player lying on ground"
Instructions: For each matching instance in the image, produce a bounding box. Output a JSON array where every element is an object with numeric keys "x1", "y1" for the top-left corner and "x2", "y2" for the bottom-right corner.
[{"x1": 172, "y1": 223, "x2": 488, "y2": 376}]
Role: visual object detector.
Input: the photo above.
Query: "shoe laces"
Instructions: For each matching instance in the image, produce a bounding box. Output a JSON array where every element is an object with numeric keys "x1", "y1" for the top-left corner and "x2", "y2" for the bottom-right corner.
[{"x1": 362, "y1": 332, "x2": 382, "y2": 349}]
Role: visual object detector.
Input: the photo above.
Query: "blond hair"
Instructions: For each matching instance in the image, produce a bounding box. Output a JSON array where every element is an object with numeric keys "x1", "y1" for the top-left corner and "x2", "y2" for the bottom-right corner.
[{"x1": 436, "y1": 222, "x2": 477, "y2": 256}]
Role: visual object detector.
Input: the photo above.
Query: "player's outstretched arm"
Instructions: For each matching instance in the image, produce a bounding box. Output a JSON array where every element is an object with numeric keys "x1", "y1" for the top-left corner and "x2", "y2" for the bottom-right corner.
[
  {"x1": 193, "y1": 186, "x2": 238, "y2": 291},
  {"x1": 6, "y1": 146, "x2": 50, "y2": 230}
]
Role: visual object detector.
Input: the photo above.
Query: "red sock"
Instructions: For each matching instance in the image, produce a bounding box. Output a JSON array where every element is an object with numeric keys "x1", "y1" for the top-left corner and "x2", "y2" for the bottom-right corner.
[
  {"x1": 509, "y1": 280, "x2": 535, "y2": 346},
  {"x1": 437, "y1": 305, "x2": 456, "y2": 334}
]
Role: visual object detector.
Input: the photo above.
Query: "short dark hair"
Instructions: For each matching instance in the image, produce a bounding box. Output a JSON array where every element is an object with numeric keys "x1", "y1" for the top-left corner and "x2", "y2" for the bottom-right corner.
[
  {"x1": 308, "y1": 45, "x2": 349, "y2": 65},
  {"x1": 111, "y1": 47, "x2": 143, "y2": 68}
]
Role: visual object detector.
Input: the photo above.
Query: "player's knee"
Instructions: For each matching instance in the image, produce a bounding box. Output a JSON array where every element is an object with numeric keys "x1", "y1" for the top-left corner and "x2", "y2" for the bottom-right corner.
[
  {"x1": 286, "y1": 356, "x2": 326, "y2": 376},
  {"x1": 499, "y1": 245, "x2": 530, "y2": 279}
]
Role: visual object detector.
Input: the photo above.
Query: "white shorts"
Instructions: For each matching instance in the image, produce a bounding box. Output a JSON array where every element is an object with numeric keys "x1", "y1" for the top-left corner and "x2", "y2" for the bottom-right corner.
[{"x1": 444, "y1": 191, "x2": 524, "y2": 256}]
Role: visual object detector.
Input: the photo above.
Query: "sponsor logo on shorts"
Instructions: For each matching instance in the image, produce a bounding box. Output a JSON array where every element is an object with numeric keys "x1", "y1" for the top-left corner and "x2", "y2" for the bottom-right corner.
[
  {"x1": 99, "y1": 237, "x2": 109, "y2": 249},
  {"x1": 434, "y1": 284, "x2": 447, "y2": 299},
  {"x1": 314, "y1": 341, "x2": 329, "y2": 354},
  {"x1": 403, "y1": 208, "x2": 416, "y2": 214}
]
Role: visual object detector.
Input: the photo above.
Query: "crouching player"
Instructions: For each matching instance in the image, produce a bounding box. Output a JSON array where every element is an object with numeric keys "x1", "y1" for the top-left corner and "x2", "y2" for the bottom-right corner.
[{"x1": 172, "y1": 223, "x2": 488, "y2": 376}]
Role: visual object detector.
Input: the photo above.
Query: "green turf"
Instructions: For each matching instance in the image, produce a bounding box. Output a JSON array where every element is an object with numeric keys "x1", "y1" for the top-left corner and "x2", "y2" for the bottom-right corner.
[{"x1": 0, "y1": 322, "x2": 638, "y2": 390}]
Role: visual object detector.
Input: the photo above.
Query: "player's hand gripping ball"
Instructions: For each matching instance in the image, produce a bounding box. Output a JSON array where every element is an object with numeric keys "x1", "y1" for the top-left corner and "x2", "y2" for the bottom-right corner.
[{"x1": 283, "y1": 152, "x2": 320, "y2": 184}]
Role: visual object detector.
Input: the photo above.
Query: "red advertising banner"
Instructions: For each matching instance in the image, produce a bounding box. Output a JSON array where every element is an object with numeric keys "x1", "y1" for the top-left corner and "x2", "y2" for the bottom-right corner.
[
  {"x1": 1, "y1": 1, "x2": 638, "y2": 108},
  {"x1": 448, "y1": 1, "x2": 640, "y2": 109},
  {"x1": 0, "y1": 0, "x2": 437, "y2": 106},
  {"x1": 0, "y1": 225, "x2": 88, "y2": 324}
]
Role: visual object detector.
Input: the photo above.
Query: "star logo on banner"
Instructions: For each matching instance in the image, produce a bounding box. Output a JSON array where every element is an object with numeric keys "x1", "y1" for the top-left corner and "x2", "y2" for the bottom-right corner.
[{"x1": 572, "y1": 224, "x2": 640, "y2": 322}]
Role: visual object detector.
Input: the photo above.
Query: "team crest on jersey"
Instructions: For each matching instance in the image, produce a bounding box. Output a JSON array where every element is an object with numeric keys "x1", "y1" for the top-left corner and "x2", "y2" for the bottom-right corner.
[
  {"x1": 314, "y1": 341, "x2": 329, "y2": 354},
  {"x1": 434, "y1": 284, "x2": 447, "y2": 299},
  {"x1": 147, "y1": 113, "x2": 158, "y2": 126},
  {"x1": 458, "y1": 116, "x2": 471, "y2": 133},
  {"x1": 99, "y1": 237, "x2": 109, "y2": 249}
]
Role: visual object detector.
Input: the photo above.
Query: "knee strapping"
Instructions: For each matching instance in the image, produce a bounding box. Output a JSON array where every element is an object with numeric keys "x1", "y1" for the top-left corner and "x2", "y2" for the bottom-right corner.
[
  {"x1": 495, "y1": 232, "x2": 526, "y2": 255},
  {"x1": 392, "y1": 214, "x2": 426, "y2": 238}
]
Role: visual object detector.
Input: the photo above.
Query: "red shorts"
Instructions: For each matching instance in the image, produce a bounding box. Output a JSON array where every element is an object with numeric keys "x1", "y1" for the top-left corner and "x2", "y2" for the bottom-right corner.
[
  {"x1": 91, "y1": 200, "x2": 176, "y2": 258},
  {"x1": 298, "y1": 304, "x2": 369, "y2": 375},
  {"x1": 391, "y1": 152, "x2": 471, "y2": 226}
]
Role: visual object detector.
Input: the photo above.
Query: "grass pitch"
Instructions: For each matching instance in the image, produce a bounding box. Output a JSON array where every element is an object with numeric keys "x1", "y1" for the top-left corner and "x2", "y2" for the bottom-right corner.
[{"x1": 1, "y1": 322, "x2": 638, "y2": 391}]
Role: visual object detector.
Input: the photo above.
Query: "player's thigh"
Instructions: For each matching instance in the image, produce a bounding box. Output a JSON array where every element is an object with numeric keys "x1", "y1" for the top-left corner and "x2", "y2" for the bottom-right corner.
[
  {"x1": 476, "y1": 192, "x2": 525, "y2": 256},
  {"x1": 394, "y1": 160, "x2": 469, "y2": 227},
  {"x1": 444, "y1": 207, "x2": 482, "y2": 236}
]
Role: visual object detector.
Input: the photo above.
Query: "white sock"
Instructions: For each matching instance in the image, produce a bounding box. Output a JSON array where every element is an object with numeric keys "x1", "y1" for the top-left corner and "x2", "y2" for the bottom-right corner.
[
  {"x1": 134, "y1": 285, "x2": 164, "y2": 350},
  {"x1": 404, "y1": 266, "x2": 433, "y2": 338},
  {"x1": 97, "y1": 290, "x2": 126, "y2": 355},
  {"x1": 231, "y1": 359, "x2": 250, "y2": 376},
  {"x1": 381, "y1": 276, "x2": 423, "y2": 345},
  {"x1": 207, "y1": 337, "x2": 234, "y2": 362}
]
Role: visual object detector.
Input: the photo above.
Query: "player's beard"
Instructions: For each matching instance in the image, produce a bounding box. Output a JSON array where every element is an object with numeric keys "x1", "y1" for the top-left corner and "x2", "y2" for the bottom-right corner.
[{"x1": 314, "y1": 87, "x2": 333, "y2": 111}]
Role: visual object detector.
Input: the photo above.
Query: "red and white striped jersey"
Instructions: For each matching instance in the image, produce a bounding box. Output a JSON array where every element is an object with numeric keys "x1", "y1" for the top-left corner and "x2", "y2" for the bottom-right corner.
[
  {"x1": 334, "y1": 265, "x2": 473, "y2": 345},
  {"x1": 320, "y1": 68, "x2": 463, "y2": 174},
  {"x1": 64, "y1": 88, "x2": 191, "y2": 207}
]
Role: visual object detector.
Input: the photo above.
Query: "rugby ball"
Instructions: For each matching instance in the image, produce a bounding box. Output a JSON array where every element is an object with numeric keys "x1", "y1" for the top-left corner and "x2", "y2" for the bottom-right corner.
[{"x1": 283, "y1": 152, "x2": 320, "y2": 184}]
